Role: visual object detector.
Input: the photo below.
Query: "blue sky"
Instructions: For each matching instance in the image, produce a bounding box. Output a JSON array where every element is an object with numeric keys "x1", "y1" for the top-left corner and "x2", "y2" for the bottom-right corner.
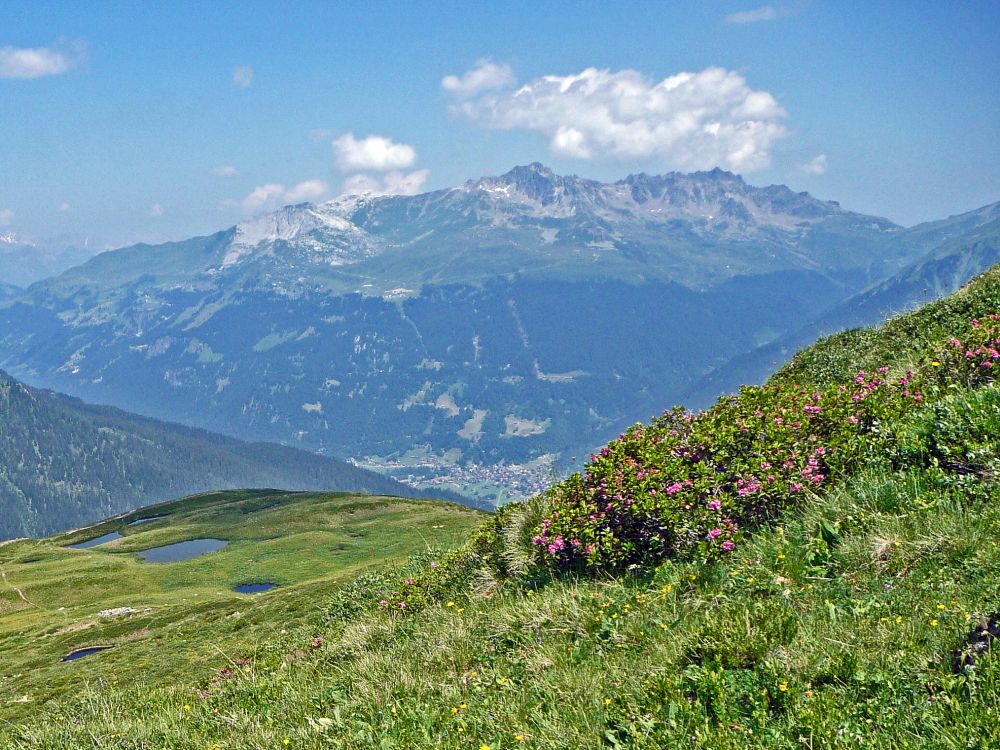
[{"x1": 1, "y1": 0, "x2": 998, "y2": 248}]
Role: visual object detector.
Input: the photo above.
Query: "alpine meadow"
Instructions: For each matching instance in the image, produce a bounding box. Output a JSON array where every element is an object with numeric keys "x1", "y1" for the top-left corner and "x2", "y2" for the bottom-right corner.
[{"x1": 1, "y1": 2, "x2": 999, "y2": 748}]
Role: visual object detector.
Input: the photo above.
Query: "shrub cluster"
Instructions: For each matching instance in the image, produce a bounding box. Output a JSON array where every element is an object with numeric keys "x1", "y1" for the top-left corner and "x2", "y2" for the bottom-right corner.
[{"x1": 531, "y1": 370, "x2": 922, "y2": 570}]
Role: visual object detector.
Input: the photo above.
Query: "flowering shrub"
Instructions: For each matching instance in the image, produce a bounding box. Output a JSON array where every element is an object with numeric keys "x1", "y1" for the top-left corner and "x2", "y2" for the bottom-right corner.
[
  {"x1": 530, "y1": 314, "x2": 1000, "y2": 573},
  {"x1": 532, "y1": 370, "x2": 923, "y2": 571}
]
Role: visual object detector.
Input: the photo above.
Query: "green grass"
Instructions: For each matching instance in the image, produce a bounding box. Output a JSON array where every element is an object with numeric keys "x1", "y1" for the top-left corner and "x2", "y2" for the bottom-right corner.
[
  {"x1": 0, "y1": 490, "x2": 484, "y2": 724},
  {"x1": 4, "y1": 469, "x2": 999, "y2": 748}
]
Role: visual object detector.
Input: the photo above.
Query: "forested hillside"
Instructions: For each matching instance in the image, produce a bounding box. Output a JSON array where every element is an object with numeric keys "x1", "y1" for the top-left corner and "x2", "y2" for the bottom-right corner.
[{"x1": 0, "y1": 370, "x2": 470, "y2": 538}]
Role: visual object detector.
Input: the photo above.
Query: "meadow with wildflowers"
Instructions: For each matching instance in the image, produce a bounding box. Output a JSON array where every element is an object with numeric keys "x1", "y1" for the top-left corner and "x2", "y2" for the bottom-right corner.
[{"x1": 4, "y1": 267, "x2": 1000, "y2": 748}]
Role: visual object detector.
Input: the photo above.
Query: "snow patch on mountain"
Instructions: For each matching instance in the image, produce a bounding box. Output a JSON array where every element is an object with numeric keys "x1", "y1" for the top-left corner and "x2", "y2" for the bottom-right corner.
[
  {"x1": 0, "y1": 232, "x2": 31, "y2": 246},
  {"x1": 222, "y1": 202, "x2": 381, "y2": 268}
]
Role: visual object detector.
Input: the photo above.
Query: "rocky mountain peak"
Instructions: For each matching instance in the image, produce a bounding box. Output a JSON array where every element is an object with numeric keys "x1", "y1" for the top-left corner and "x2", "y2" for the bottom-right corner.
[{"x1": 468, "y1": 163, "x2": 580, "y2": 206}]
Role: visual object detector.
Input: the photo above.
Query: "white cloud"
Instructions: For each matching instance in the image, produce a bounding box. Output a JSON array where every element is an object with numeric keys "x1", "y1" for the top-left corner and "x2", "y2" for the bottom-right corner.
[
  {"x1": 340, "y1": 169, "x2": 429, "y2": 197},
  {"x1": 239, "y1": 179, "x2": 331, "y2": 212},
  {"x1": 0, "y1": 209, "x2": 13, "y2": 226},
  {"x1": 452, "y1": 66, "x2": 789, "y2": 173},
  {"x1": 284, "y1": 179, "x2": 330, "y2": 203},
  {"x1": 150, "y1": 203, "x2": 164, "y2": 217},
  {"x1": 801, "y1": 153, "x2": 828, "y2": 175},
  {"x1": 0, "y1": 41, "x2": 85, "y2": 79},
  {"x1": 241, "y1": 183, "x2": 286, "y2": 212},
  {"x1": 58, "y1": 202, "x2": 71, "y2": 212},
  {"x1": 442, "y1": 59, "x2": 516, "y2": 98},
  {"x1": 725, "y1": 5, "x2": 778, "y2": 23},
  {"x1": 333, "y1": 133, "x2": 417, "y2": 172},
  {"x1": 232, "y1": 65, "x2": 254, "y2": 88},
  {"x1": 211, "y1": 164, "x2": 239, "y2": 177}
]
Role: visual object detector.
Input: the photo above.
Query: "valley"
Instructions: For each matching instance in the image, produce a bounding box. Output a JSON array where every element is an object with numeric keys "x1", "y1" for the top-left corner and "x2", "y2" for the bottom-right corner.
[{"x1": 349, "y1": 447, "x2": 557, "y2": 505}]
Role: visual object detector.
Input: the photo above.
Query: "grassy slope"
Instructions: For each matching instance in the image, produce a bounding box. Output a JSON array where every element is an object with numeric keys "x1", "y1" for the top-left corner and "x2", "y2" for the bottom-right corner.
[
  {"x1": 5, "y1": 268, "x2": 1000, "y2": 747},
  {"x1": 0, "y1": 490, "x2": 484, "y2": 724},
  {"x1": 7, "y1": 471, "x2": 998, "y2": 749}
]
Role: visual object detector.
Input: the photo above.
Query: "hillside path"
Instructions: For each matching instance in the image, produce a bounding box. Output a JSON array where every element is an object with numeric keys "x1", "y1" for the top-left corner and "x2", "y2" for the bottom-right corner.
[{"x1": 1, "y1": 568, "x2": 37, "y2": 608}]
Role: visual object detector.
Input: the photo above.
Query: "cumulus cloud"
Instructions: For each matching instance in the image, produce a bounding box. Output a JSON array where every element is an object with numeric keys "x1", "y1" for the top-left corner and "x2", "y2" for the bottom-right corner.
[
  {"x1": 239, "y1": 179, "x2": 331, "y2": 212},
  {"x1": 340, "y1": 169, "x2": 429, "y2": 197},
  {"x1": 801, "y1": 153, "x2": 828, "y2": 175},
  {"x1": 725, "y1": 5, "x2": 778, "y2": 23},
  {"x1": 0, "y1": 209, "x2": 13, "y2": 226},
  {"x1": 441, "y1": 59, "x2": 516, "y2": 98},
  {"x1": 452, "y1": 65, "x2": 788, "y2": 173},
  {"x1": 211, "y1": 164, "x2": 239, "y2": 177},
  {"x1": 284, "y1": 179, "x2": 330, "y2": 203},
  {"x1": 332, "y1": 133, "x2": 417, "y2": 171},
  {"x1": 0, "y1": 41, "x2": 85, "y2": 79},
  {"x1": 232, "y1": 65, "x2": 254, "y2": 88},
  {"x1": 241, "y1": 184, "x2": 285, "y2": 212}
]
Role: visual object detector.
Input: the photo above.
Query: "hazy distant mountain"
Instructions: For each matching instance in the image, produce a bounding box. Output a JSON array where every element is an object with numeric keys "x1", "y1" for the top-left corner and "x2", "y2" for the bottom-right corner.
[
  {"x1": 0, "y1": 369, "x2": 472, "y2": 539},
  {"x1": 820, "y1": 206, "x2": 1000, "y2": 329},
  {"x1": 681, "y1": 202, "x2": 1000, "y2": 406},
  {"x1": 0, "y1": 234, "x2": 97, "y2": 288},
  {"x1": 0, "y1": 165, "x2": 934, "y2": 499},
  {"x1": 0, "y1": 282, "x2": 19, "y2": 300}
]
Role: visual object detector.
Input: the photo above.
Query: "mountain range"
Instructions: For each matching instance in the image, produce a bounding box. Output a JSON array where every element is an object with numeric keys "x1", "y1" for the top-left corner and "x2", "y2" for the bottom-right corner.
[{"x1": 1, "y1": 164, "x2": 997, "y2": 500}]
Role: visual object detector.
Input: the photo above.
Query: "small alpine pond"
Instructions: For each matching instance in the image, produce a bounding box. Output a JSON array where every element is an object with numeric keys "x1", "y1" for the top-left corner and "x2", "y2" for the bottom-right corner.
[
  {"x1": 234, "y1": 582, "x2": 278, "y2": 594},
  {"x1": 137, "y1": 538, "x2": 228, "y2": 563},
  {"x1": 127, "y1": 515, "x2": 166, "y2": 526},
  {"x1": 62, "y1": 646, "x2": 113, "y2": 662},
  {"x1": 69, "y1": 532, "x2": 123, "y2": 549}
]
